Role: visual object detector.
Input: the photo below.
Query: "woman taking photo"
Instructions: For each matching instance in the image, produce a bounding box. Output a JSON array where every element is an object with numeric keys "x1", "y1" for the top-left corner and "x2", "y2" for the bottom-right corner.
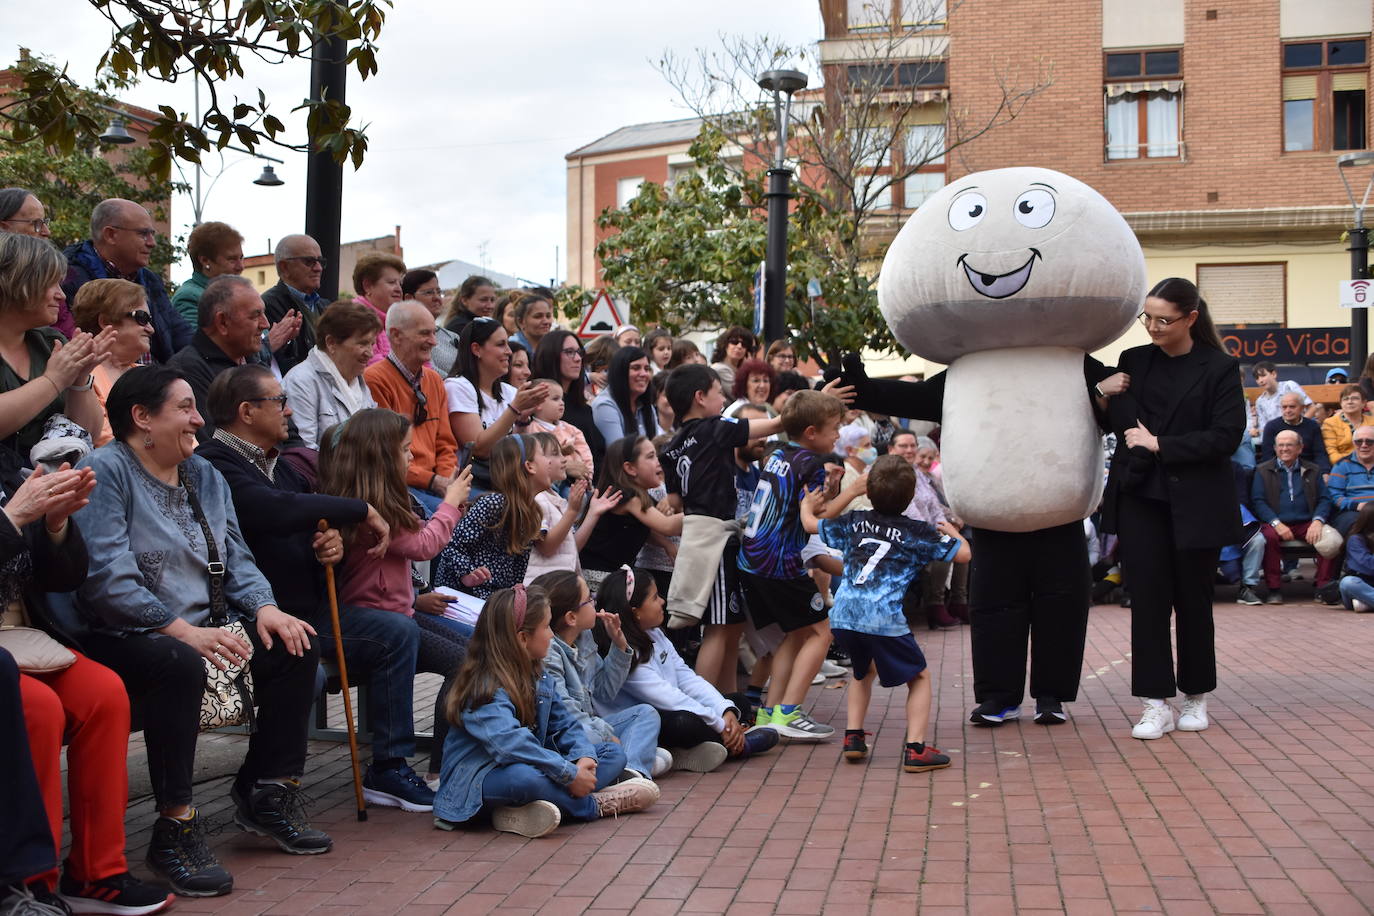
[
  {"x1": 171, "y1": 222, "x2": 245, "y2": 324},
  {"x1": 402, "y1": 269, "x2": 459, "y2": 376},
  {"x1": 282, "y1": 300, "x2": 382, "y2": 450},
  {"x1": 446, "y1": 318, "x2": 547, "y2": 490},
  {"x1": 532, "y1": 329, "x2": 605, "y2": 466},
  {"x1": 1102, "y1": 277, "x2": 1243, "y2": 741},
  {"x1": 74, "y1": 366, "x2": 329, "y2": 897},
  {"x1": 0, "y1": 233, "x2": 112, "y2": 457},
  {"x1": 70, "y1": 278, "x2": 154, "y2": 447},
  {"x1": 1322, "y1": 383, "x2": 1371, "y2": 467},
  {"x1": 591, "y1": 345, "x2": 657, "y2": 447},
  {"x1": 509, "y1": 293, "x2": 554, "y2": 356},
  {"x1": 443, "y1": 275, "x2": 500, "y2": 338}
]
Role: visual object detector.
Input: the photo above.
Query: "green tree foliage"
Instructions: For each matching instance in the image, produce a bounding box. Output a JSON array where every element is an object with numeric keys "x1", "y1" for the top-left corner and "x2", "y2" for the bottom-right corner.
[{"x1": 1, "y1": 0, "x2": 389, "y2": 175}]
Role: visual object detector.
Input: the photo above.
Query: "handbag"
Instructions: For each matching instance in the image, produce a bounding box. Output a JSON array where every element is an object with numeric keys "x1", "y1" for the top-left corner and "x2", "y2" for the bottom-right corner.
[
  {"x1": 0, "y1": 625, "x2": 75, "y2": 674},
  {"x1": 181, "y1": 467, "x2": 257, "y2": 733}
]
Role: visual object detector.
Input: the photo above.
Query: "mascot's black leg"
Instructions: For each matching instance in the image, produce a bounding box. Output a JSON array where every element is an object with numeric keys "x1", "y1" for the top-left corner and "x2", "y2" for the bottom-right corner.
[
  {"x1": 967, "y1": 527, "x2": 1033, "y2": 716},
  {"x1": 1027, "y1": 522, "x2": 1092, "y2": 705}
]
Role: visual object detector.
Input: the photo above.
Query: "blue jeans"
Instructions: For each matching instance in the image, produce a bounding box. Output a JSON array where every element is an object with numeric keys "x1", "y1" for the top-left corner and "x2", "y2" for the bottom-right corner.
[
  {"x1": 1242, "y1": 530, "x2": 1264, "y2": 586},
  {"x1": 480, "y1": 741, "x2": 626, "y2": 822},
  {"x1": 1338, "y1": 575, "x2": 1374, "y2": 608},
  {"x1": 324, "y1": 606, "x2": 420, "y2": 763},
  {"x1": 603, "y1": 704, "x2": 661, "y2": 777},
  {"x1": 408, "y1": 486, "x2": 442, "y2": 518}
]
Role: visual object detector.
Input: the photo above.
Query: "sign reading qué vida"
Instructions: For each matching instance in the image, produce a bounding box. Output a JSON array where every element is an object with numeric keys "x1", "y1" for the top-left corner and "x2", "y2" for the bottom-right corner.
[{"x1": 1218, "y1": 326, "x2": 1351, "y2": 363}]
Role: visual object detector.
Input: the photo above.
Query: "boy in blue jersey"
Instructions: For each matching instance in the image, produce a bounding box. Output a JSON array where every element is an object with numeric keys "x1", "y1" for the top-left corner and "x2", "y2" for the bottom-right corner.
[
  {"x1": 740, "y1": 389, "x2": 864, "y2": 740},
  {"x1": 803, "y1": 454, "x2": 970, "y2": 772}
]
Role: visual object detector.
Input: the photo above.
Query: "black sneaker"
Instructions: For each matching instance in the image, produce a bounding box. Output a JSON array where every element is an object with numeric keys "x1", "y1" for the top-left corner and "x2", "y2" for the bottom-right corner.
[
  {"x1": 363, "y1": 763, "x2": 435, "y2": 812},
  {"x1": 842, "y1": 731, "x2": 869, "y2": 761},
  {"x1": 1264, "y1": 591, "x2": 1285, "y2": 605},
  {"x1": 969, "y1": 702, "x2": 1020, "y2": 727},
  {"x1": 1235, "y1": 585, "x2": 1262, "y2": 606},
  {"x1": 144, "y1": 809, "x2": 233, "y2": 898},
  {"x1": 902, "y1": 744, "x2": 951, "y2": 773},
  {"x1": 1315, "y1": 583, "x2": 1341, "y2": 606},
  {"x1": 1034, "y1": 699, "x2": 1067, "y2": 725},
  {"x1": 232, "y1": 780, "x2": 333, "y2": 855},
  {"x1": 58, "y1": 870, "x2": 172, "y2": 915}
]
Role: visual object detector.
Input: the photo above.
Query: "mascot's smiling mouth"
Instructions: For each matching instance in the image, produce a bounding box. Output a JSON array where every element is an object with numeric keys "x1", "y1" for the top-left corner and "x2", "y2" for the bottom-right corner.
[{"x1": 957, "y1": 249, "x2": 1041, "y2": 300}]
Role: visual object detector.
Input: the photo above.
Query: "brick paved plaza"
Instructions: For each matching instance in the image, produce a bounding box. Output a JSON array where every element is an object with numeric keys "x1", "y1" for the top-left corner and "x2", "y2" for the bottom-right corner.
[{"x1": 105, "y1": 591, "x2": 1374, "y2": 915}]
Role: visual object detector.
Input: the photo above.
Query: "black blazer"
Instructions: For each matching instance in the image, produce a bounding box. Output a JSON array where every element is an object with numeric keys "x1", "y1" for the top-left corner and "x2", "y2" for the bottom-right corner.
[{"x1": 1102, "y1": 343, "x2": 1244, "y2": 549}]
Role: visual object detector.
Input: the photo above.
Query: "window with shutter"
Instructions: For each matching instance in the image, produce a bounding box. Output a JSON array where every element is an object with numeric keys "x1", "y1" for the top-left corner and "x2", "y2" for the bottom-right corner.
[{"x1": 1197, "y1": 263, "x2": 1287, "y2": 326}]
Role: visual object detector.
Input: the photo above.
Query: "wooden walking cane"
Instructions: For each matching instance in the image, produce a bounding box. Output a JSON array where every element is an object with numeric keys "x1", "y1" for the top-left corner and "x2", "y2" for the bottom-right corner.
[{"x1": 320, "y1": 520, "x2": 367, "y2": 821}]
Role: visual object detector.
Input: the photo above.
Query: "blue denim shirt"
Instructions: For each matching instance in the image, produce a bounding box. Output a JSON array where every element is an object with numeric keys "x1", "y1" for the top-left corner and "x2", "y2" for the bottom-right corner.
[
  {"x1": 543, "y1": 630, "x2": 634, "y2": 743},
  {"x1": 73, "y1": 443, "x2": 277, "y2": 632},
  {"x1": 434, "y1": 672, "x2": 596, "y2": 823}
]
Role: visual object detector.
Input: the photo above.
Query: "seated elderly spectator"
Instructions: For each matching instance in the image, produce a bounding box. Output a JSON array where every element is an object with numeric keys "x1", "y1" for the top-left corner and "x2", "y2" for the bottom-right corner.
[
  {"x1": 73, "y1": 365, "x2": 328, "y2": 898},
  {"x1": 2, "y1": 463, "x2": 173, "y2": 914},
  {"x1": 171, "y1": 221, "x2": 245, "y2": 324},
  {"x1": 261, "y1": 234, "x2": 326, "y2": 374},
  {"x1": 1337, "y1": 503, "x2": 1374, "y2": 611},
  {"x1": 1251, "y1": 429, "x2": 1340, "y2": 605},
  {"x1": 1322, "y1": 384, "x2": 1371, "y2": 467},
  {"x1": 197, "y1": 366, "x2": 431, "y2": 803},
  {"x1": 836, "y1": 422, "x2": 875, "y2": 512},
  {"x1": 61, "y1": 198, "x2": 192, "y2": 364},
  {"x1": 1259, "y1": 390, "x2": 1329, "y2": 471},
  {"x1": 353, "y1": 252, "x2": 405, "y2": 367},
  {"x1": 0, "y1": 233, "x2": 111, "y2": 457},
  {"x1": 71, "y1": 278, "x2": 154, "y2": 446},
  {"x1": 281, "y1": 301, "x2": 380, "y2": 450},
  {"x1": 364, "y1": 301, "x2": 458, "y2": 515},
  {"x1": 1328, "y1": 425, "x2": 1374, "y2": 535},
  {"x1": 1252, "y1": 361, "x2": 1311, "y2": 434},
  {"x1": 901, "y1": 436, "x2": 968, "y2": 627},
  {"x1": 0, "y1": 187, "x2": 71, "y2": 340},
  {"x1": 167, "y1": 275, "x2": 270, "y2": 442}
]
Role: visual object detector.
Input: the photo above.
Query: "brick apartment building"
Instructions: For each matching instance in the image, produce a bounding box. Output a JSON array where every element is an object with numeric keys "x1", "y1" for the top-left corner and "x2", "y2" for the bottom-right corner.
[{"x1": 567, "y1": 0, "x2": 1374, "y2": 375}]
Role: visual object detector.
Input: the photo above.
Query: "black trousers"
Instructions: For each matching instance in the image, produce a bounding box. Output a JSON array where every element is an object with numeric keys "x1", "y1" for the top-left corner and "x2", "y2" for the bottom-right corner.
[
  {"x1": 657, "y1": 692, "x2": 752, "y2": 748},
  {"x1": 83, "y1": 621, "x2": 319, "y2": 809},
  {"x1": 1115, "y1": 493, "x2": 1218, "y2": 698},
  {"x1": 0, "y1": 648, "x2": 55, "y2": 886},
  {"x1": 968, "y1": 523, "x2": 1091, "y2": 708}
]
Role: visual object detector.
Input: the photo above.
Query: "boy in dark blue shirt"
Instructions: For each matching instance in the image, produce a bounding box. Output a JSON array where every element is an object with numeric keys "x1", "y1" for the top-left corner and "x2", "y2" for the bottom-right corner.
[{"x1": 803, "y1": 455, "x2": 970, "y2": 771}]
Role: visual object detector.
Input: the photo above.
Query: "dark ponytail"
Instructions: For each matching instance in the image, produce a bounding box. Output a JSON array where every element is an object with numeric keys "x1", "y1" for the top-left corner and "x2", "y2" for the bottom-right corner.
[{"x1": 1148, "y1": 277, "x2": 1224, "y2": 352}]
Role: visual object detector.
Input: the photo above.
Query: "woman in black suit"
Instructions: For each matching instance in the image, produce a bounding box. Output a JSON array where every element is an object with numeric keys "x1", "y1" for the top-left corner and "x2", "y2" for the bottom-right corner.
[{"x1": 1102, "y1": 277, "x2": 1243, "y2": 740}]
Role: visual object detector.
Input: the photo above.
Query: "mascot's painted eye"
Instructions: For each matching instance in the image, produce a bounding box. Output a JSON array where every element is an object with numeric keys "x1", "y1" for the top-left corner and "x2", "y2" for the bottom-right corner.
[
  {"x1": 947, "y1": 191, "x2": 988, "y2": 231},
  {"x1": 1013, "y1": 188, "x2": 1055, "y2": 229}
]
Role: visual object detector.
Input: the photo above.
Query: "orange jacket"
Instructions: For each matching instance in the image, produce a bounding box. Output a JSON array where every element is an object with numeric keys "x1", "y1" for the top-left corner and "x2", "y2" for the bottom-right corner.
[{"x1": 364, "y1": 359, "x2": 458, "y2": 489}]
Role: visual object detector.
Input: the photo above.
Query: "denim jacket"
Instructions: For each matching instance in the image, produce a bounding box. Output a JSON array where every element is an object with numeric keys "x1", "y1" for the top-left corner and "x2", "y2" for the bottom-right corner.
[
  {"x1": 72, "y1": 443, "x2": 277, "y2": 632},
  {"x1": 543, "y1": 630, "x2": 634, "y2": 743},
  {"x1": 434, "y1": 672, "x2": 596, "y2": 823}
]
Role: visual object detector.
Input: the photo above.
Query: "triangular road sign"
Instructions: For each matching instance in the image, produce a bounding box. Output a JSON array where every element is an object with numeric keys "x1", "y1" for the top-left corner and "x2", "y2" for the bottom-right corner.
[{"x1": 577, "y1": 290, "x2": 626, "y2": 339}]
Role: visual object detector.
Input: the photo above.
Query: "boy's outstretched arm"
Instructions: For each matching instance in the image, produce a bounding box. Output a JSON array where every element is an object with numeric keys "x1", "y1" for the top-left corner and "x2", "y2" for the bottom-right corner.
[
  {"x1": 936, "y1": 519, "x2": 972, "y2": 563},
  {"x1": 800, "y1": 487, "x2": 824, "y2": 534},
  {"x1": 747, "y1": 415, "x2": 785, "y2": 439},
  {"x1": 817, "y1": 472, "x2": 867, "y2": 519}
]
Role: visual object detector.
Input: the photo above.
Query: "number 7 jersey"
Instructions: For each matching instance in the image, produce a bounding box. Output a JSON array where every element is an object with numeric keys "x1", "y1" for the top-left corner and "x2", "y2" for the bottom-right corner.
[
  {"x1": 739, "y1": 445, "x2": 828, "y2": 580},
  {"x1": 818, "y1": 511, "x2": 961, "y2": 637}
]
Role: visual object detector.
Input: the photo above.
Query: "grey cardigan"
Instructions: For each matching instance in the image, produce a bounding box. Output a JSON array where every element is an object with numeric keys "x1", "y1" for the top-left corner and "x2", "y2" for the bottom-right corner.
[
  {"x1": 74, "y1": 442, "x2": 277, "y2": 632},
  {"x1": 281, "y1": 347, "x2": 377, "y2": 450}
]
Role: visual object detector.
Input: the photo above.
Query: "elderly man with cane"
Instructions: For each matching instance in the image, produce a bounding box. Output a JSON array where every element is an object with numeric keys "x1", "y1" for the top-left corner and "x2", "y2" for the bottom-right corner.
[{"x1": 196, "y1": 364, "x2": 421, "y2": 832}]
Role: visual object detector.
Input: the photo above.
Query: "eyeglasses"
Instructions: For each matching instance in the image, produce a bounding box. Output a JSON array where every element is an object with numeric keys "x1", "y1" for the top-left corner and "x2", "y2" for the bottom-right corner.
[
  {"x1": 112, "y1": 226, "x2": 158, "y2": 241},
  {"x1": 281, "y1": 256, "x2": 328, "y2": 268},
  {"x1": 246, "y1": 395, "x2": 289, "y2": 409},
  {"x1": 1355, "y1": 439, "x2": 1374, "y2": 447},
  {"x1": 561, "y1": 348, "x2": 583, "y2": 357},
  {"x1": 124, "y1": 310, "x2": 153, "y2": 326},
  {"x1": 0, "y1": 217, "x2": 50, "y2": 232},
  {"x1": 1136, "y1": 312, "x2": 1182, "y2": 329}
]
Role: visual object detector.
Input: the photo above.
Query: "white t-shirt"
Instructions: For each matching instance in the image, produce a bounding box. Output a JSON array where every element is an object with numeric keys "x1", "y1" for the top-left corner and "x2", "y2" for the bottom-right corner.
[{"x1": 445, "y1": 376, "x2": 517, "y2": 430}]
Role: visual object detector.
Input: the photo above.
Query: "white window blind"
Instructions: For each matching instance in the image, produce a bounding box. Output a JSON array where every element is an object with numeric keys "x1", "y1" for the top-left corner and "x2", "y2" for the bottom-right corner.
[
  {"x1": 1197, "y1": 263, "x2": 1286, "y2": 325},
  {"x1": 616, "y1": 177, "x2": 644, "y2": 209}
]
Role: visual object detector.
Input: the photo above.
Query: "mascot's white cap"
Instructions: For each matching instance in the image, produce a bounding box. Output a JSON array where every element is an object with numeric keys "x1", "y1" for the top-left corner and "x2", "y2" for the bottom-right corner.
[{"x1": 877, "y1": 166, "x2": 1146, "y2": 365}]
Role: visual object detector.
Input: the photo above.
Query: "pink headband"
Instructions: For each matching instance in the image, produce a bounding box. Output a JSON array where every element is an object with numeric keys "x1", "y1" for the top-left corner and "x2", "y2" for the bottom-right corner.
[
  {"x1": 619, "y1": 564, "x2": 634, "y2": 603},
  {"x1": 512, "y1": 585, "x2": 527, "y2": 627}
]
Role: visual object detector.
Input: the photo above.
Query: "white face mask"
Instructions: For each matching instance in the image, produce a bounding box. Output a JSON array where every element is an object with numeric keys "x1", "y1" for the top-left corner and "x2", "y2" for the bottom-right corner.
[{"x1": 856, "y1": 446, "x2": 878, "y2": 466}]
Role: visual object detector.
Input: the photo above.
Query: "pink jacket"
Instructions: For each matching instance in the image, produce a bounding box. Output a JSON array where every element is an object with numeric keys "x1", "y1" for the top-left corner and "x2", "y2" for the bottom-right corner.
[
  {"x1": 357, "y1": 295, "x2": 392, "y2": 366},
  {"x1": 533, "y1": 417, "x2": 594, "y2": 476},
  {"x1": 338, "y1": 502, "x2": 460, "y2": 615}
]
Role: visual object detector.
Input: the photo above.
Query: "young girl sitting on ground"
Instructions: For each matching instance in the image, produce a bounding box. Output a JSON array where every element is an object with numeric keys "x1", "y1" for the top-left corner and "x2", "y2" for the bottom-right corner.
[
  {"x1": 533, "y1": 570, "x2": 670, "y2": 779},
  {"x1": 596, "y1": 567, "x2": 778, "y2": 773},
  {"x1": 321, "y1": 408, "x2": 477, "y2": 806},
  {"x1": 434, "y1": 434, "x2": 555, "y2": 598},
  {"x1": 522, "y1": 432, "x2": 621, "y2": 584},
  {"x1": 433, "y1": 585, "x2": 660, "y2": 838}
]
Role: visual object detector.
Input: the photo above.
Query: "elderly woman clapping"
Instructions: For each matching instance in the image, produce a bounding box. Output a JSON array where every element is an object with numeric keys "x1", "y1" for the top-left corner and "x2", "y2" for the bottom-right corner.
[{"x1": 72, "y1": 365, "x2": 330, "y2": 899}]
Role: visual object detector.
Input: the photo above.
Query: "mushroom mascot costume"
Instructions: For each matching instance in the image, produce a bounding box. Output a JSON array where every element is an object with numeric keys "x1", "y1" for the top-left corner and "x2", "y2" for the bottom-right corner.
[{"x1": 837, "y1": 166, "x2": 1146, "y2": 725}]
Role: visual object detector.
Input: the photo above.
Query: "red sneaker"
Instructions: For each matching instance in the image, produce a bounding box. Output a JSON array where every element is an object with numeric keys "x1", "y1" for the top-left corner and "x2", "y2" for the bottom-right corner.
[{"x1": 902, "y1": 744, "x2": 951, "y2": 773}]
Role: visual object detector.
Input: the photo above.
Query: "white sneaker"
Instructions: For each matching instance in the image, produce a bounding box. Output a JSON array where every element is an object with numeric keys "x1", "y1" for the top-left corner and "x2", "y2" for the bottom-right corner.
[
  {"x1": 651, "y1": 747, "x2": 673, "y2": 778},
  {"x1": 668, "y1": 743, "x2": 729, "y2": 773},
  {"x1": 491, "y1": 800, "x2": 561, "y2": 838},
  {"x1": 592, "y1": 777, "x2": 659, "y2": 817},
  {"x1": 1353, "y1": 599, "x2": 1372, "y2": 612},
  {"x1": 1131, "y1": 699, "x2": 1175, "y2": 739},
  {"x1": 811, "y1": 671, "x2": 826, "y2": 685},
  {"x1": 1177, "y1": 695, "x2": 1209, "y2": 731},
  {"x1": 819, "y1": 660, "x2": 847, "y2": 678}
]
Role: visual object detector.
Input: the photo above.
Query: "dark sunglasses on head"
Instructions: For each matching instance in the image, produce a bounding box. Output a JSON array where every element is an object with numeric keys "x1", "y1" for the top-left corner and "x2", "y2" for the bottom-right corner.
[
  {"x1": 125, "y1": 310, "x2": 154, "y2": 326},
  {"x1": 413, "y1": 387, "x2": 429, "y2": 427}
]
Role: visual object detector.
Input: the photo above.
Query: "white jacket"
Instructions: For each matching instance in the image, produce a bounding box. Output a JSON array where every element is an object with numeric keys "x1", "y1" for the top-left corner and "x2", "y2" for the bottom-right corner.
[
  {"x1": 282, "y1": 347, "x2": 377, "y2": 449},
  {"x1": 601, "y1": 629, "x2": 737, "y2": 732}
]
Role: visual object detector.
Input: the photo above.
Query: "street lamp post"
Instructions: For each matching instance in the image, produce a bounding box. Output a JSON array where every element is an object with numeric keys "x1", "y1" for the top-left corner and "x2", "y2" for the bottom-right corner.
[
  {"x1": 757, "y1": 69, "x2": 808, "y2": 346},
  {"x1": 1337, "y1": 151, "x2": 1374, "y2": 377}
]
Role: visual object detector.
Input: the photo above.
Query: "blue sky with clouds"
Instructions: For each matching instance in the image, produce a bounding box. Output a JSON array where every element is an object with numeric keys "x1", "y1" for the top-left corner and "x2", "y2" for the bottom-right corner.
[{"x1": 1, "y1": 1, "x2": 820, "y2": 284}]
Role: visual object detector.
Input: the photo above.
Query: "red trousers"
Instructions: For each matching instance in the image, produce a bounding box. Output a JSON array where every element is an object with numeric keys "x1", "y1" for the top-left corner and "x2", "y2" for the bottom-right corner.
[
  {"x1": 19, "y1": 652, "x2": 131, "y2": 890},
  {"x1": 1261, "y1": 520, "x2": 1337, "y2": 589}
]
